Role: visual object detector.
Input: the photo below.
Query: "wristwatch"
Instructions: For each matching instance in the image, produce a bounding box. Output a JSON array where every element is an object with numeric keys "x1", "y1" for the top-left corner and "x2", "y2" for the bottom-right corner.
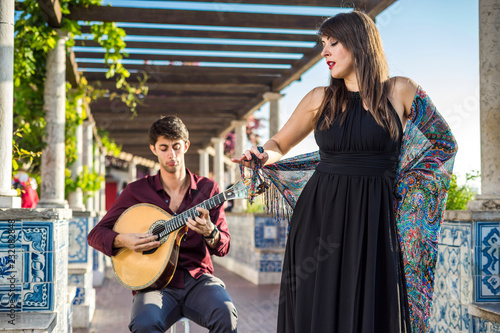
[{"x1": 203, "y1": 225, "x2": 219, "y2": 239}]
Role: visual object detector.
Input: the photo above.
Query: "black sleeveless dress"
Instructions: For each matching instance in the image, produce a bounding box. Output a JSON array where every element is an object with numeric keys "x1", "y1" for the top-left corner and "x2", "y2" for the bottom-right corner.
[{"x1": 277, "y1": 91, "x2": 411, "y2": 333}]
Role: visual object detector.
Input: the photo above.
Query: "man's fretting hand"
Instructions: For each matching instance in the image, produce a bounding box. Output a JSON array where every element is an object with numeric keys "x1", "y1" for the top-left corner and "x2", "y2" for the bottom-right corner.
[{"x1": 186, "y1": 207, "x2": 214, "y2": 237}]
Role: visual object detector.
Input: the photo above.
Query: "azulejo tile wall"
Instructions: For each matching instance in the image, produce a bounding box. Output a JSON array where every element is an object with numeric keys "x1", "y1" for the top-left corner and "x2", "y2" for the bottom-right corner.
[
  {"x1": 254, "y1": 217, "x2": 287, "y2": 273},
  {"x1": 429, "y1": 221, "x2": 473, "y2": 332},
  {"x1": 68, "y1": 216, "x2": 92, "y2": 264},
  {"x1": 429, "y1": 218, "x2": 500, "y2": 333},
  {"x1": 0, "y1": 211, "x2": 70, "y2": 333},
  {"x1": 214, "y1": 214, "x2": 287, "y2": 284},
  {"x1": 68, "y1": 212, "x2": 97, "y2": 328},
  {"x1": 475, "y1": 221, "x2": 500, "y2": 302}
]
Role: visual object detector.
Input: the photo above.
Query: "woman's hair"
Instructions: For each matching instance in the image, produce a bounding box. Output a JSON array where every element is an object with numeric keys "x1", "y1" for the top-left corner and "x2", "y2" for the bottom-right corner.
[
  {"x1": 149, "y1": 115, "x2": 189, "y2": 145},
  {"x1": 313, "y1": 11, "x2": 399, "y2": 139}
]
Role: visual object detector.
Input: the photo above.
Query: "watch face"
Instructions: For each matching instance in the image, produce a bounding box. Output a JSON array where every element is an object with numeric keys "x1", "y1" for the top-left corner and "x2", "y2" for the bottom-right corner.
[{"x1": 205, "y1": 226, "x2": 218, "y2": 239}]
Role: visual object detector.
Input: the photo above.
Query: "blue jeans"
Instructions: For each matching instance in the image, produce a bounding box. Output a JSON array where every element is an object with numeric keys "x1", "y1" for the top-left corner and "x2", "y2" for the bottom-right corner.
[{"x1": 129, "y1": 271, "x2": 238, "y2": 333}]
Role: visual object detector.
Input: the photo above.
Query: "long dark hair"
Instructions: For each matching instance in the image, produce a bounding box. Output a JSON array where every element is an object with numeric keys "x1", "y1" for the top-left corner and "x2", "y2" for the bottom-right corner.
[{"x1": 314, "y1": 11, "x2": 399, "y2": 139}]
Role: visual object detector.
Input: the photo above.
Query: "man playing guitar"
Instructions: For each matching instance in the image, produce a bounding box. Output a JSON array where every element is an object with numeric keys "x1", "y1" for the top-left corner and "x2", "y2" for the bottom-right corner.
[{"x1": 87, "y1": 115, "x2": 238, "y2": 332}]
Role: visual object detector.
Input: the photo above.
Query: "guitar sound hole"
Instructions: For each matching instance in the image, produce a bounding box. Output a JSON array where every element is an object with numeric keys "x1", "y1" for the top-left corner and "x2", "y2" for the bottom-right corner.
[
  {"x1": 152, "y1": 225, "x2": 166, "y2": 238},
  {"x1": 143, "y1": 224, "x2": 167, "y2": 255}
]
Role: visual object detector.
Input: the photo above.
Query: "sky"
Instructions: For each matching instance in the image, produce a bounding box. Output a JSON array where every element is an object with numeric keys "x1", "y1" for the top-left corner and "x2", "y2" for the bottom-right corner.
[
  {"x1": 92, "y1": 0, "x2": 481, "y2": 187},
  {"x1": 255, "y1": 0, "x2": 481, "y2": 187}
]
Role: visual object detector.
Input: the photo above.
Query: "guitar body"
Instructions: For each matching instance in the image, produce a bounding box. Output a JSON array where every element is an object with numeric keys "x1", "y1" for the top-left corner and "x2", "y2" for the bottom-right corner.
[
  {"x1": 111, "y1": 203, "x2": 187, "y2": 291},
  {"x1": 109, "y1": 180, "x2": 253, "y2": 291}
]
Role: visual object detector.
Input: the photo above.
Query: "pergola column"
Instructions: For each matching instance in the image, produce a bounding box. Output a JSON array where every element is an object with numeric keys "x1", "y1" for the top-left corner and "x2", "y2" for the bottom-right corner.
[
  {"x1": 38, "y1": 30, "x2": 68, "y2": 208},
  {"x1": 211, "y1": 137, "x2": 225, "y2": 190},
  {"x1": 93, "y1": 147, "x2": 101, "y2": 211},
  {"x1": 0, "y1": 0, "x2": 20, "y2": 207},
  {"x1": 468, "y1": 0, "x2": 500, "y2": 210},
  {"x1": 198, "y1": 149, "x2": 210, "y2": 178},
  {"x1": 479, "y1": 0, "x2": 500, "y2": 199},
  {"x1": 99, "y1": 153, "x2": 106, "y2": 212},
  {"x1": 233, "y1": 120, "x2": 247, "y2": 157},
  {"x1": 82, "y1": 120, "x2": 94, "y2": 211},
  {"x1": 264, "y1": 92, "x2": 284, "y2": 138},
  {"x1": 68, "y1": 98, "x2": 85, "y2": 211},
  {"x1": 128, "y1": 159, "x2": 137, "y2": 183},
  {"x1": 232, "y1": 120, "x2": 248, "y2": 212}
]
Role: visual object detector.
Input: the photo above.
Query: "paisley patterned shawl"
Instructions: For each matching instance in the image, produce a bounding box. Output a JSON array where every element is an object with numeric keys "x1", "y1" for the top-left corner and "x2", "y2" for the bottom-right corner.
[
  {"x1": 244, "y1": 86, "x2": 458, "y2": 332},
  {"x1": 393, "y1": 86, "x2": 457, "y2": 332}
]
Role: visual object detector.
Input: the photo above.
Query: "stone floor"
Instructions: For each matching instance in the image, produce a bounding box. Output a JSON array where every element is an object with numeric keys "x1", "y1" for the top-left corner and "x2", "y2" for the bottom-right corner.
[{"x1": 74, "y1": 264, "x2": 280, "y2": 333}]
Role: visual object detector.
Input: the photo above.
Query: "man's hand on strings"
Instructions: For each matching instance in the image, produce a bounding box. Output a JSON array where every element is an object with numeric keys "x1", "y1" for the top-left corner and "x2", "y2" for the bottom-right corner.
[{"x1": 113, "y1": 233, "x2": 160, "y2": 252}]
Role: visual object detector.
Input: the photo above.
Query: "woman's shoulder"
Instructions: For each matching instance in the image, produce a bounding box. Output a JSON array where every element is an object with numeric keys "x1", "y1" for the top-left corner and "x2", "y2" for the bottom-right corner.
[
  {"x1": 388, "y1": 77, "x2": 419, "y2": 116},
  {"x1": 388, "y1": 77, "x2": 418, "y2": 100},
  {"x1": 292, "y1": 86, "x2": 327, "y2": 115},
  {"x1": 309, "y1": 86, "x2": 327, "y2": 100}
]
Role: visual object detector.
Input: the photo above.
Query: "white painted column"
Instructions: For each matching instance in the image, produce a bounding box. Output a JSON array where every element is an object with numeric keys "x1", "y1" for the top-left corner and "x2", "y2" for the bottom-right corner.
[
  {"x1": 479, "y1": 0, "x2": 500, "y2": 199},
  {"x1": 211, "y1": 138, "x2": 225, "y2": 190},
  {"x1": 38, "y1": 30, "x2": 68, "y2": 208},
  {"x1": 68, "y1": 99, "x2": 85, "y2": 211},
  {"x1": 198, "y1": 149, "x2": 210, "y2": 178},
  {"x1": 467, "y1": 0, "x2": 500, "y2": 211},
  {"x1": 128, "y1": 160, "x2": 137, "y2": 183},
  {"x1": 82, "y1": 121, "x2": 94, "y2": 211},
  {"x1": 264, "y1": 92, "x2": 284, "y2": 138},
  {"x1": 233, "y1": 120, "x2": 247, "y2": 156},
  {"x1": 0, "y1": 0, "x2": 20, "y2": 207},
  {"x1": 99, "y1": 153, "x2": 106, "y2": 212},
  {"x1": 93, "y1": 148, "x2": 100, "y2": 211},
  {"x1": 151, "y1": 163, "x2": 161, "y2": 177},
  {"x1": 232, "y1": 120, "x2": 247, "y2": 212},
  {"x1": 228, "y1": 165, "x2": 237, "y2": 185}
]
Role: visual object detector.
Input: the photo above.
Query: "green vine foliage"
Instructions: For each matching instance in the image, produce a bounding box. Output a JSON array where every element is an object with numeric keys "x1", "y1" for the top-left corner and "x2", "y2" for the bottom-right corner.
[
  {"x1": 97, "y1": 128, "x2": 122, "y2": 157},
  {"x1": 446, "y1": 171, "x2": 480, "y2": 210},
  {"x1": 14, "y1": 0, "x2": 148, "y2": 198},
  {"x1": 65, "y1": 166, "x2": 104, "y2": 203}
]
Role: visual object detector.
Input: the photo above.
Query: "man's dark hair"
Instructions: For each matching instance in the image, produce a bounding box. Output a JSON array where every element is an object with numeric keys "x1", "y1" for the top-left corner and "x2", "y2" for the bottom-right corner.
[{"x1": 149, "y1": 116, "x2": 189, "y2": 145}]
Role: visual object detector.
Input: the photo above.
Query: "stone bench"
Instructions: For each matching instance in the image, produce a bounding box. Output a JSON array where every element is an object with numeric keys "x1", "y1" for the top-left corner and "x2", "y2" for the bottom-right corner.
[
  {"x1": 0, "y1": 312, "x2": 56, "y2": 333},
  {"x1": 469, "y1": 303, "x2": 500, "y2": 325}
]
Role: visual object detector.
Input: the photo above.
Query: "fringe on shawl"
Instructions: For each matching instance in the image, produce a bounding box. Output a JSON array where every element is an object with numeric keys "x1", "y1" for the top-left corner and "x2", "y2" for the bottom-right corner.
[{"x1": 240, "y1": 151, "x2": 320, "y2": 224}]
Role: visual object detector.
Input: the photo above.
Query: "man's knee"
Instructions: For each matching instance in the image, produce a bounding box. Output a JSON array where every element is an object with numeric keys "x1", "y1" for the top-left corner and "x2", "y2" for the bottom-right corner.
[
  {"x1": 129, "y1": 308, "x2": 166, "y2": 333},
  {"x1": 209, "y1": 301, "x2": 238, "y2": 332}
]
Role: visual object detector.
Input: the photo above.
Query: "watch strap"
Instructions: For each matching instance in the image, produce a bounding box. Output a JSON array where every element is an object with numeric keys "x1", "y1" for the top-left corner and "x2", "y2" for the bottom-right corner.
[{"x1": 203, "y1": 225, "x2": 218, "y2": 239}]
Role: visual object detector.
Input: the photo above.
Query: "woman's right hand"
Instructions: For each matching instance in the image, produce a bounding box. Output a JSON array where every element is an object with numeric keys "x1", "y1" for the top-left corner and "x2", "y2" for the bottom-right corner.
[{"x1": 232, "y1": 146, "x2": 269, "y2": 169}]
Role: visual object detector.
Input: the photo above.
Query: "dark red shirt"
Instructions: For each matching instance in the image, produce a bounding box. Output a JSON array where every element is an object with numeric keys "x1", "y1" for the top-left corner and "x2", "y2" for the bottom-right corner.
[{"x1": 87, "y1": 169, "x2": 230, "y2": 288}]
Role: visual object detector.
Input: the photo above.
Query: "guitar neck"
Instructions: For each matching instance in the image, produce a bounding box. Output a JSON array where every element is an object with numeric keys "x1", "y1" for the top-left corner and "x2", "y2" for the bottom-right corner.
[{"x1": 166, "y1": 192, "x2": 227, "y2": 233}]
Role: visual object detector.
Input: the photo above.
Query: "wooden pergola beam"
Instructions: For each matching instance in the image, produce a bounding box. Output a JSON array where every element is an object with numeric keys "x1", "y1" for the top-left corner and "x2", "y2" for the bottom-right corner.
[
  {"x1": 367, "y1": 0, "x2": 397, "y2": 17},
  {"x1": 67, "y1": 6, "x2": 328, "y2": 30},
  {"x1": 74, "y1": 40, "x2": 313, "y2": 54},
  {"x1": 172, "y1": 0, "x2": 370, "y2": 6},
  {"x1": 82, "y1": 72, "x2": 277, "y2": 85},
  {"x1": 101, "y1": 95, "x2": 250, "y2": 104},
  {"x1": 36, "y1": 0, "x2": 62, "y2": 27},
  {"x1": 74, "y1": 52, "x2": 298, "y2": 65},
  {"x1": 89, "y1": 81, "x2": 269, "y2": 95},
  {"x1": 95, "y1": 117, "x2": 238, "y2": 127},
  {"x1": 108, "y1": 132, "x2": 218, "y2": 143},
  {"x1": 79, "y1": 26, "x2": 318, "y2": 42},
  {"x1": 66, "y1": 50, "x2": 80, "y2": 86},
  {"x1": 77, "y1": 62, "x2": 286, "y2": 76},
  {"x1": 271, "y1": 44, "x2": 323, "y2": 91},
  {"x1": 90, "y1": 104, "x2": 245, "y2": 114}
]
